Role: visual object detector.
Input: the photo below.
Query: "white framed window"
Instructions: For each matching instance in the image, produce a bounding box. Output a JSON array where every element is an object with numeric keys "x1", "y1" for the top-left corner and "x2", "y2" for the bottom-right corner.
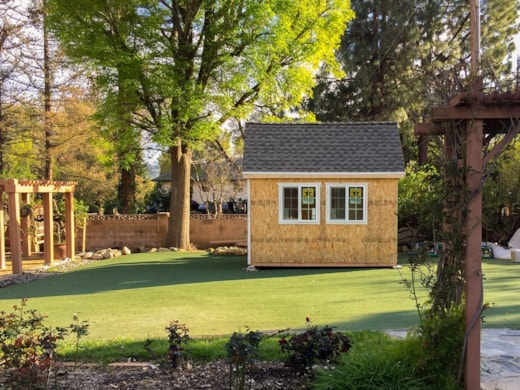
[
  {"x1": 326, "y1": 183, "x2": 367, "y2": 224},
  {"x1": 278, "y1": 183, "x2": 320, "y2": 224}
]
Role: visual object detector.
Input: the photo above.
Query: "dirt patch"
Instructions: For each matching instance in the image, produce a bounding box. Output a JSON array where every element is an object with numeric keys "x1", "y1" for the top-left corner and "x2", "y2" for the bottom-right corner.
[{"x1": 1, "y1": 360, "x2": 312, "y2": 389}]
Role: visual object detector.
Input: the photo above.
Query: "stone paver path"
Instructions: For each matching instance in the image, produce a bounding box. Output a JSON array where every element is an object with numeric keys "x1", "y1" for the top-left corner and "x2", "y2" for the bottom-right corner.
[{"x1": 386, "y1": 328, "x2": 520, "y2": 389}]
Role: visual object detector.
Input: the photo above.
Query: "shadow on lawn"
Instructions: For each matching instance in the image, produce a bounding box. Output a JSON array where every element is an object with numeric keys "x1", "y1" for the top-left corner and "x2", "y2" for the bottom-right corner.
[{"x1": 0, "y1": 252, "x2": 397, "y2": 299}]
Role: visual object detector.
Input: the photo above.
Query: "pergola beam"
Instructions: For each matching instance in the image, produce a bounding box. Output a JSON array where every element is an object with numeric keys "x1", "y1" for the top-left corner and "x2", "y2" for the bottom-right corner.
[{"x1": 430, "y1": 105, "x2": 520, "y2": 121}]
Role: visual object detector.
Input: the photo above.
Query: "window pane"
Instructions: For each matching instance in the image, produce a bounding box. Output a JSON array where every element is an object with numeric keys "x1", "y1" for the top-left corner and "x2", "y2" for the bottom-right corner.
[
  {"x1": 330, "y1": 187, "x2": 346, "y2": 220},
  {"x1": 348, "y1": 186, "x2": 364, "y2": 221},
  {"x1": 301, "y1": 186, "x2": 316, "y2": 220},
  {"x1": 283, "y1": 187, "x2": 298, "y2": 219}
]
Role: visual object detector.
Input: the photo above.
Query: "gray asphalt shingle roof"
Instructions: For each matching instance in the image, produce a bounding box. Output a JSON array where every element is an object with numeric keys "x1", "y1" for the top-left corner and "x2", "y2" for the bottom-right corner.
[{"x1": 242, "y1": 122, "x2": 405, "y2": 174}]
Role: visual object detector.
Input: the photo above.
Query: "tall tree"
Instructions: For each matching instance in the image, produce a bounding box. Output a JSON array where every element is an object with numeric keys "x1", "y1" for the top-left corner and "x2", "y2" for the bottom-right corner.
[
  {"x1": 0, "y1": 0, "x2": 34, "y2": 177},
  {"x1": 46, "y1": 0, "x2": 148, "y2": 213},
  {"x1": 48, "y1": 0, "x2": 354, "y2": 249},
  {"x1": 18, "y1": 0, "x2": 88, "y2": 180},
  {"x1": 308, "y1": 0, "x2": 519, "y2": 162}
]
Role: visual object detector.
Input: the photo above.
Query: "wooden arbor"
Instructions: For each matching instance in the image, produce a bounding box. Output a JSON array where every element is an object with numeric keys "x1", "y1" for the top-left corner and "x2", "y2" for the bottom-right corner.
[
  {"x1": 416, "y1": 86, "x2": 520, "y2": 389},
  {"x1": 0, "y1": 179, "x2": 76, "y2": 275}
]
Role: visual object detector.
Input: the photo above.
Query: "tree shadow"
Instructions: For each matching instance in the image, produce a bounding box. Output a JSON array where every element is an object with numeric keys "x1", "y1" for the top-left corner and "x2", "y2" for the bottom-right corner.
[{"x1": 0, "y1": 252, "x2": 396, "y2": 299}]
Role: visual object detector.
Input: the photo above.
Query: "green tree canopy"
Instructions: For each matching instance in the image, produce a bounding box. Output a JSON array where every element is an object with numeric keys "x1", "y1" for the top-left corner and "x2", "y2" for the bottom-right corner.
[
  {"x1": 308, "y1": 0, "x2": 519, "y2": 163},
  {"x1": 48, "y1": 0, "x2": 355, "y2": 248}
]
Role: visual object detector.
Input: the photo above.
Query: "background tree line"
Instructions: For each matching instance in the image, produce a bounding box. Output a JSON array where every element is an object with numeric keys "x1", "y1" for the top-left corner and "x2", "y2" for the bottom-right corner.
[{"x1": 0, "y1": 0, "x2": 519, "y2": 247}]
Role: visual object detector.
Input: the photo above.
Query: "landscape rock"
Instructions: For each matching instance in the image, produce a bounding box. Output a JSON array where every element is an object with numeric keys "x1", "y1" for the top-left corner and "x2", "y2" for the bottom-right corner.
[{"x1": 212, "y1": 246, "x2": 247, "y2": 256}]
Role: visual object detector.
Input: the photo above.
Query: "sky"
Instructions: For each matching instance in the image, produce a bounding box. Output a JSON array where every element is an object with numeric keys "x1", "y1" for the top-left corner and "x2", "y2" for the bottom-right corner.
[{"x1": 513, "y1": 33, "x2": 520, "y2": 64}]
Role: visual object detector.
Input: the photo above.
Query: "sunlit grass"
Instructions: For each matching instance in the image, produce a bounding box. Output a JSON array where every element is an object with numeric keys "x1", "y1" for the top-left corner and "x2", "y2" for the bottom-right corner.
[{"x1": 0, "y1": 251, "x2": 517, "y2": 348}]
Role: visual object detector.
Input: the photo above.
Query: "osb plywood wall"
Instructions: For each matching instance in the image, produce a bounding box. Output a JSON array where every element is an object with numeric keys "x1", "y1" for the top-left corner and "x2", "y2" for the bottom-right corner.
[{"x1": 249, "y1": 178, "x2": 398, "y2": 267}]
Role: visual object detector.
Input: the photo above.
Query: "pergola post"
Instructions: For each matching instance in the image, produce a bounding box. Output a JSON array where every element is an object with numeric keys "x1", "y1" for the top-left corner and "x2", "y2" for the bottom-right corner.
[
  {"x1": 464, "y1": 119, "x2": 483, "y2": 389},
  {"x1": 64, "y1": 191, "x2": 75, "y2": 259},
  {"x1": 43, "y1": 192, "x2": 54, "y2": 265},
  {"x1": 21, "y1": 193, "x2": 32, "y2": 257},
  {"x1": 0, "y1": 209, "x2": 5, "y2": 270},
  {"x1": 8, "y1": 191, "x2": 22, "y2": 274}
]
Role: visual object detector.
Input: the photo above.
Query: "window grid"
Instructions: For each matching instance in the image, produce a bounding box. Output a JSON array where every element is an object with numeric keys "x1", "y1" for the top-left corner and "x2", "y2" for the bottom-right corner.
[
  {"x1": 348, "y1": 186, "x2": 364, "y2": 221},
  {"x1": 279, "y1": 183, "x2": 320, "y2": 224},
  {"x1": 330, "y1": 187, "x2": 346, "y2": 220},
  {"x1": 283, "y1": 187, "x2": 298, "y2": 220},
  {"x1": 279, "y1": 183, "x2": 367, "y2": 224},
  {"x1": 326, "y1": 183, "x2": 367, "y2": 224}
]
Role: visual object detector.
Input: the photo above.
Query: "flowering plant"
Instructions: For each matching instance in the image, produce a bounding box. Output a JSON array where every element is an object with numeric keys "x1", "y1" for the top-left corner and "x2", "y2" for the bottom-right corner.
[{"x1": 279, "y1": 317, "x2": 351, "y2": 374}]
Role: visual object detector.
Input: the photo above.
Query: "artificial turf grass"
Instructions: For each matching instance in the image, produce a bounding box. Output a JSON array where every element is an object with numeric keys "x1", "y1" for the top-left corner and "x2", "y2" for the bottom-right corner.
[
  {"x1": 0, "y1": 252, "x2": 422, "y2": 340},
  {"x1": 0, "y1": 251, "x2": 518, "y2": 343},
  {"x1": 57, "y1": 334, "x2": 286, "y2": 365}
]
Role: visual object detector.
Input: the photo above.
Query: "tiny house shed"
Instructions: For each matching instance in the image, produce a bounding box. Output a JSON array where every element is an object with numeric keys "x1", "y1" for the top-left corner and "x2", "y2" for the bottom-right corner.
[{"x1": 242, "y1": 122, "x2": 405, "y2": 267}]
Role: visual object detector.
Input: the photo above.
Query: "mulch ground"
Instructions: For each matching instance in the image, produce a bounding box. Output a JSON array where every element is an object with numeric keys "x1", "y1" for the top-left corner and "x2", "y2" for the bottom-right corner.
[{"x1": 1, "y1": 360, "x2": 312, "y2": 389}]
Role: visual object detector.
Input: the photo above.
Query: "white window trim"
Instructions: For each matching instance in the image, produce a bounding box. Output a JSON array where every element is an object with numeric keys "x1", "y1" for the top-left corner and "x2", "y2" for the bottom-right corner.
[
  {"x1": 326, "y1": 183, "x2": 368, "y2": 224},
  {"x1": 278, "y1": 183, "x2": 321, "y2": 224}
]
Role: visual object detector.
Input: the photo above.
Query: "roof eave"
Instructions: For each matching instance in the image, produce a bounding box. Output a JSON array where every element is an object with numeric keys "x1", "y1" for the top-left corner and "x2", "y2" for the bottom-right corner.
[{"x1": 242, "y1": 171, "x2": 405, "y2": 179}]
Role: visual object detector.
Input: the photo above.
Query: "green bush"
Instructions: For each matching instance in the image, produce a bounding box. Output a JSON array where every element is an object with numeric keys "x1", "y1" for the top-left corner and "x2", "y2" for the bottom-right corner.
[
  {"x1": 165, "y1": 320, "x2": 191, "y2": 369},
  {"x1": 279, "y1": 318, "x2": 351, "y2": 374},
  {"x1": 413, "y1": 304, "x2": 465, "y2": 388},
  {"x1": 0, "y1": 300, "x2": 67, "y2": 389},
  {"x1": 312, "y1": 332, "x2": 429, "y2": 390},
  {"x1": 226, "y1": 330, "x2": 262, "y2": 390}
]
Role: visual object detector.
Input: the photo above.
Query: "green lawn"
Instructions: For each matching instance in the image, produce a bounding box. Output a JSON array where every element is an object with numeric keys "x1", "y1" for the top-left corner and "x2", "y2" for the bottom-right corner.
[{"x1": 0, "y1": 252, "x2": 518, "y2": 342}]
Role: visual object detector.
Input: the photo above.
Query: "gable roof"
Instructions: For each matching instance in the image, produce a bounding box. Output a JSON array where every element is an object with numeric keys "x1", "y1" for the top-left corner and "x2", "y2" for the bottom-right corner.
[{"x1": 242, "y1": 122, "x2": 405, "y2": 177}]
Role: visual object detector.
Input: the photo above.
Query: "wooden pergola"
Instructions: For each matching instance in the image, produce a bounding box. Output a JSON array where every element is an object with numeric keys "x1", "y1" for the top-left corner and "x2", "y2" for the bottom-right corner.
[
  {"x1": 0, "y1": 179, "x2": 76, "y2": 275},
  {"x1": 415, "y1": 87, "x2": 520, "y2": 388}
]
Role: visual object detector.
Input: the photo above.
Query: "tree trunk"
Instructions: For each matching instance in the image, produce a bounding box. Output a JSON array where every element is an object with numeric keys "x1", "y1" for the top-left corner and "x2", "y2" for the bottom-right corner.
[
  {"x1": 119, "y1": 167, "x2": 135, "y2": 214},
  {"x1": 167, "y1": 141, "x2": 192, "y2": 249},
  {"x1": 116, "y1": 64, "x2": 139, "y2": 214},
  {"x1": 43, "y1": 0, "x2": 53, "y2": 180},
  {"x1": 0, "y1": 90, "x2": 4, "y2": 174}
]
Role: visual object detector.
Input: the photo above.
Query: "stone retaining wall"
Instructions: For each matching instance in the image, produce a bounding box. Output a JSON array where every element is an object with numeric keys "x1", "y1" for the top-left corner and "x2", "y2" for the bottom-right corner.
[{"x1": 75, "y1": 213, "x2": 247, "y2": 251}]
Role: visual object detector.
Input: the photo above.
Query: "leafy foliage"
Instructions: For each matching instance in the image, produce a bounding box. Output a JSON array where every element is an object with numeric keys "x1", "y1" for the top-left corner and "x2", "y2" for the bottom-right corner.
[
  {"x1": 166, "y1": 320, "x2": 191, "y2": 370},
  {"x1": 399, "y1": 237, "x2": 468, "y2": 387},
  {"x1": 0, "y1": 299, "x2": 67, "y2": 389},
  {"x1": 412, "y1": 304, "x2": 465, "y2": 387},
  {"x1": 68, "y1": 314, "x2": 90, "y2": 370},
  {"x1": 398, "y1": 162, "x2": 442, "y2": 240},
  {"x1": 482, "y1": 141, "x2": 520, "y2": 244},
  {"x1": 308, "y1": 0, "x2": 519, "y2": 163},
  {"x1": 225, "y1": 329, "x2": 263, "y2": 390},
  {"x1": 47, "y1": 0, "x2": 355, "y2": 248},
  {"x1": 313, "y1": 332, "x2": 431, "y2": 390},
  {"x1": 279, "y1": 318, "x2": 351, "y2": 374}
]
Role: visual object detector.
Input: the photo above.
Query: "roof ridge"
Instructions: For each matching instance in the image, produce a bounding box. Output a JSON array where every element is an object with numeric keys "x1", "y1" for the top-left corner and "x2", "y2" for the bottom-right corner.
[{"x1": 245, "y1": 121, "x2": 397, "y2": 125}]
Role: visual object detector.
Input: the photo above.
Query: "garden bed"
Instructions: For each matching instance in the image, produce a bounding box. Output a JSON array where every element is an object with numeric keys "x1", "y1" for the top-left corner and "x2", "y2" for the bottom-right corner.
[{"x1": 1, "y1": 360, "x2": 311, "y2": 389}]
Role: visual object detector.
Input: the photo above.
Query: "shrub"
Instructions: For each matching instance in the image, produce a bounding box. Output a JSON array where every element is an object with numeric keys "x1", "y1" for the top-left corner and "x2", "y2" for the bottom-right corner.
[
  {"x1": 165, "y1": 320, "x2": 191, "y2": 369},
  {"x1": 412, "y1": 304, "x2": 465, "y2": 388},
  {"x1": 68, "y1": 314, "x2": 90, "y2": 370},
  {"x1": 279, "y1": 318, "x2": 351, "y2": 374},
  {"x1": 225, "y1": 330, "x2": 262, "y2": 390},
  {"x1": 312, "y1": 331, "x2": 430, "y2": 390},
  {"x1": 0, "y1": 299, "x2": 68, "y2": 389}
]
